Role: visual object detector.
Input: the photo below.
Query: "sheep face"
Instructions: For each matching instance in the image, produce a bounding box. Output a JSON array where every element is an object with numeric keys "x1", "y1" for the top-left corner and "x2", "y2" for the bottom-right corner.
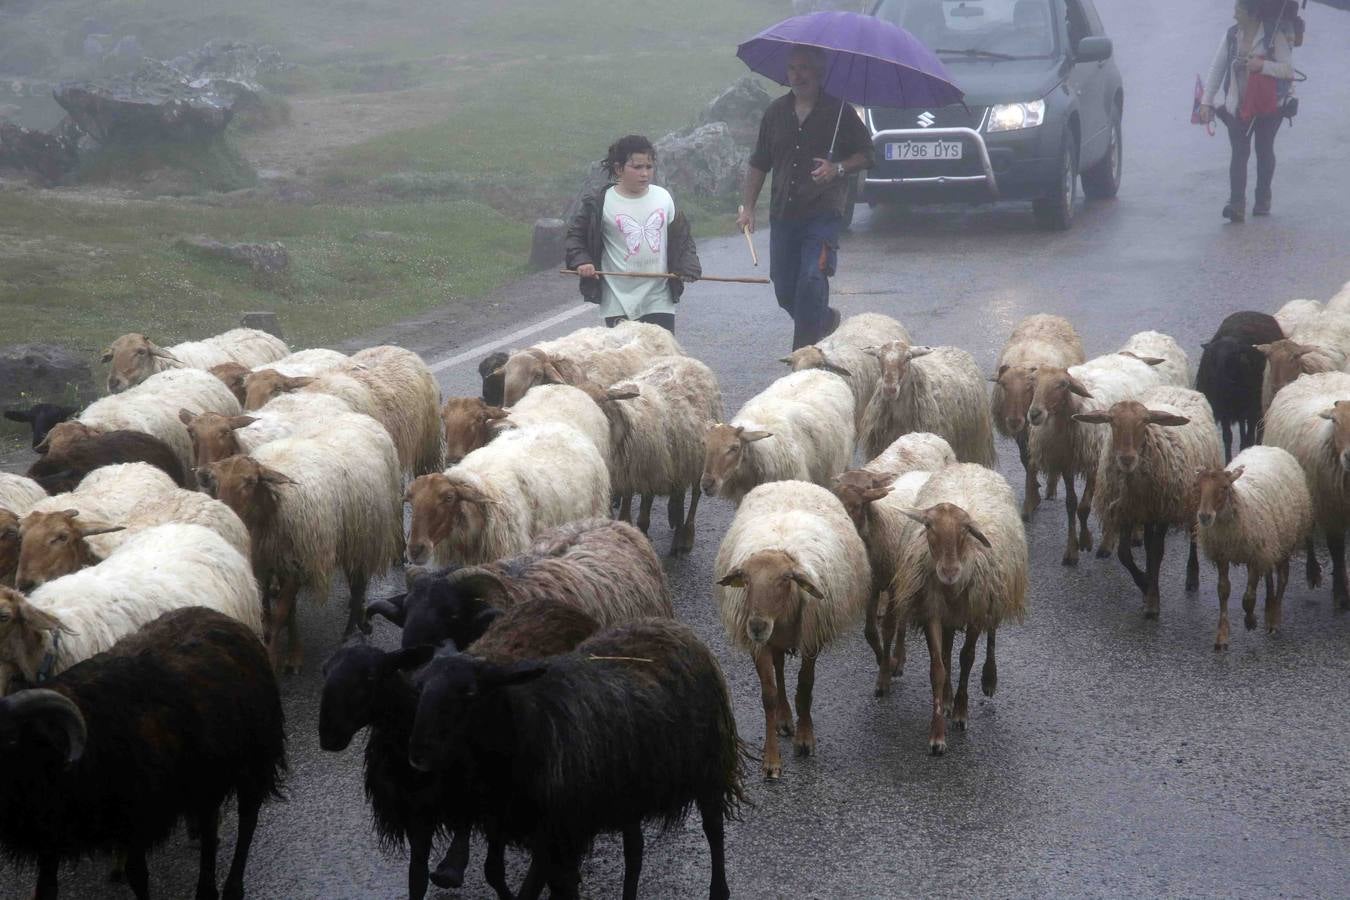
[
  {"x1": 902, "y1": 503, "x2": 991, "y2": 587},
  {"x1": 4, "y1": 404, "x2": 77, "y2": 451},
  {"x1": 318, "y1": 643, "x2": 433, "y2": 752},
  {"x1": 867, "y1": 341, "x2": 929, "y2": 401},
  {"x1": 1026, "y1": 366, "x2": 1092, "y2": 427},
  {"x1": 403, "y1": 572, "x2": 503, "y2": 650},
  {"x1": 701, "y1": 424, "x2": 771, "y2": 495},
  {"x1": 200, "y1": 456, "x2": 296, "y2": 531},
  {"x1": 991, "y1": 365, "x2": 1038, "y2": 434},
  {"x1": 440, "y1": 398, "x2": 507, "y2": 464},
  {"x1": 1072, "y1": 402, "x2": 1190, "y2": 474},
  {"x1": 36, "y1": 421, "x2": 103, "y2": 456},
  {"x1": 781, "y1": 346, "x2": 853, "y2": 378},
  {"x1": 408, "y1": 652, "x2": 546, "y2": 772},
  {"x1": 1195, "y1": 466, "x2": 1243, "y2": 527},
  {"x1": 15, "y1": 510, "x2": 122, "y2": 593},
  {"x1": 102, "y1": 333, "x2": 179, "y2": 394},
  {"x1": 0, "y1": 511, "x2": 19, "y2": 588},
  {"x1": 499, "y1": 350, "x2": 568, "y2": 407},
  {"x1": 718, "y1": 549, "x2": 823, "y2": 646},
  {"x1": 831, "y1": 470, "x2": 898, "y2": 532},
  {"x1": 405, "y1": 475, "x2": 494, "y2": 566},
  {"x1": 179, "y1": 410, "x2": 257, "y2": 468},
  {"x1": 0, "y1": 586, "x2": 66, "y2": 686},
  {"x1": 1318, "y1": 401, "x2": 1350, "y2": 473},
  {"x1": 209, "y1": 363, "x2": 251, "y2": 405},
  {"x1": 242, "y1": 370, "x2": 315, "y2": 412},
  {"x1": 1256, "y1": 340, "x2": 1320, "y2": 402}
]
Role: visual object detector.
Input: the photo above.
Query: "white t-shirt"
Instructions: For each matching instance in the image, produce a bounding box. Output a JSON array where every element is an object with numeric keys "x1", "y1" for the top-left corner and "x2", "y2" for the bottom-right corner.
[{"x1": 599, "y1": 185, "x2": 676, "y2": 321}]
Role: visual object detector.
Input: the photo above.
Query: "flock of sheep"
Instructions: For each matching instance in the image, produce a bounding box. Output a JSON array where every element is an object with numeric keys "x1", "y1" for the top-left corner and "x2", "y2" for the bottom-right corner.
[{"x1": 1, "y1": 277, "x2": 1349, "y2": 898}]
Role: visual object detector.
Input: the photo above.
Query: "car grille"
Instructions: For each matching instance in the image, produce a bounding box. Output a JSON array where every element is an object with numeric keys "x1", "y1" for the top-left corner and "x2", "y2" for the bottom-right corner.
[{"x1": 867, "y1": 105, "x2": 987, "y2": 133}]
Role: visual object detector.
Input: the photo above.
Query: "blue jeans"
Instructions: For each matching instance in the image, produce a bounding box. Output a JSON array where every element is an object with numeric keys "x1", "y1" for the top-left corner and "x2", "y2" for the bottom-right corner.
[{"x1": 769, "y1": 214, "x2": 841, "y2": 349}]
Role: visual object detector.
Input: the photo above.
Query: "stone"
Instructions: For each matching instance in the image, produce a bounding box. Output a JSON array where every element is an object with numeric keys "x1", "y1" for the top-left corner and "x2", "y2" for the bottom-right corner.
[
  {"x1": 699, "y1": 76, "x2": 774, "y2": 147},
  {"x1": 529, "y1": 218, "x2": 567, "y2": 271},
  {"x1": 654, "y1": 122, "x2": 748, "y2": 199},
  {"x1": 0, "y1": 121, "x2": 79, "y2": 185},
  {"x1": 56, "y1": 61, "x2": 239, "y2": 143},
  {"x1": 240, "y1": 312, "x2": 284, "y2": 340},
  {"x1": 176, "y1": 236, "x2": 290, "y2": 273},
  {"x1": 562, "y1": 160, "x2": 613, "y2": 224},
  {"x1": 0, "y1": 344, "x2": 95, "y2": 409},
  {"x1": 83, "y1": 34, "x2": 109, "y2": 60}
]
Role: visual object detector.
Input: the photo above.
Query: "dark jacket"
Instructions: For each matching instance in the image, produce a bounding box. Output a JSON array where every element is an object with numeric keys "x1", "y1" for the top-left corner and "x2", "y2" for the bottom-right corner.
[{"x1": 564, "y1": 183, "x2": 702, "y2": 305}]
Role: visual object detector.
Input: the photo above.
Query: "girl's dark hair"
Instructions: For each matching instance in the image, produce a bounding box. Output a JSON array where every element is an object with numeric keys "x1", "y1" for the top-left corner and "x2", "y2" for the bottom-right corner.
[{"x1": 604, "y1": 135, "x2": 655, "y2": 176}]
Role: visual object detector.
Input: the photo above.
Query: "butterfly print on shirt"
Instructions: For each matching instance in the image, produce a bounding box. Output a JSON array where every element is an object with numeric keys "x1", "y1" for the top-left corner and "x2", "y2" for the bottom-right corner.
[{"x1": 615, "y1": 209, "x2": 666, "y2": 259}]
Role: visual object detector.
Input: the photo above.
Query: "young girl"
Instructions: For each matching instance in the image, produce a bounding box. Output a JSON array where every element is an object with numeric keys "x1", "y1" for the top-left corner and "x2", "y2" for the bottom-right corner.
[{"x1": 564, "y1": 135, "x2": 700, "y2": 333}]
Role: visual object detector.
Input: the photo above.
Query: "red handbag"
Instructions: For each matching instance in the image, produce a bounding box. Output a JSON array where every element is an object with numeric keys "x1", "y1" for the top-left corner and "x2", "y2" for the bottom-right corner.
[{"x1": 1241, "y1": 69, "x2": 1281, "y2": 120}]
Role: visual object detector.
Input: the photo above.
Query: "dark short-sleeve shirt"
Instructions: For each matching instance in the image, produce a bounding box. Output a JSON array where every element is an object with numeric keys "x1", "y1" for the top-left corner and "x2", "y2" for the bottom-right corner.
[{"x1": 749, "y1": 92, "x2": 875, "y2": 222}]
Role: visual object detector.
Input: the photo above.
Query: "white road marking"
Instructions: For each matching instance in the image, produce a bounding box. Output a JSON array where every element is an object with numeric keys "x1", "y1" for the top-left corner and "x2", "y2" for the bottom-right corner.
[{"x1": 425, "y1": 302, "x2": 589, "y2": 374}]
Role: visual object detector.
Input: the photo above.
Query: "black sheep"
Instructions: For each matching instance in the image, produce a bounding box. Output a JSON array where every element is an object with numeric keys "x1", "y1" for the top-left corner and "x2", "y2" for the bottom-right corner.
[
  {"x1": 321, "y1": 598, "x2": 601, "y2": 899},
  {"x1": 0, "y1": 606, "x2": 285, "y2": 900},
  {"x1": 367, "y1": 566, "x2": 503, "y2": 651},
  {"x1": 478, "y1": 351, "x2": 509, "y2": 408},
  {"x1": 407, "y1": 618, "x2": 744, "y2": 900},
  {"x1": 4, "y1": 404, "x2": 77, "y2": 451},
  {"x1": 27, "y1": 427, "x2": 188, "y2": 493},
  {"x1": 1196, "y1": 311, "x2": 1283, "y2": 461}
]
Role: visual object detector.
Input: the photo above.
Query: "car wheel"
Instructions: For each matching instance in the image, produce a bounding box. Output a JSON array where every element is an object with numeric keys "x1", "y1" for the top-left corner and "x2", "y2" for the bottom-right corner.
[
  {"x1": 1082, "y1": 112, "x2": 1122, "y2": 200},
  {"x1": 1033, "y1": 131, "x2": 1078, "y2": 231},
  {"x1": 841, "y1": 173, "x2": 859, "y2": 230}
]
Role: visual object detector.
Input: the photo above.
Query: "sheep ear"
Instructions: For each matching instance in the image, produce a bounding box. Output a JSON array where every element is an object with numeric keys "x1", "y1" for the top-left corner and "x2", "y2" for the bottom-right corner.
[
  {"x1": 1146, "y1": 411, "x2": 1190, "y2": 427},
  {"x1": 259, "y1": 467, "x2": 298, "y2": 487},
  {"x1": 33, "y1": 433, "x2": 52, "y2": 454},
  {"x1": 821, "y1": 361, "x2": 854, "y2": 378},
  {"x1": 1253, "y1": 343, "x2": 1274, "y2": 357},
  {"x1": 3, "y1": 410, "x2": 32, "y2": 424},
  {"x1": 791, "y1": 571, "x2": 825, "y2": 599},
  {"x1": 150, "y1": 346, "x2": 180, "y2": 362},
  {"x1": 472, "y1": 606, "x2": 503, "y2": 633},
  {"x1": 447, "y1": 569, "x2": 509, "y2": 606},
  {"x1": 965, "y1": 522, "x2": 992, "y2": 548},
  {"x1": 1319, "y1": 407, "x2": 1336, "y2": 420},
  {"x1": 740, "y1": 430, "x2": 773, "y2": 443},
  {"x1": 861, "y1": 346, "x2": 881, "y2": 359},
  {"x1": 900, "y1": 508, "x2": 928, "y2": 526},
  {"x1": 177, "y1": 408, "x2": 195, "y2": 425},
  {"x1": 77, "y1": 522, "x2": 125, "y2": 539},
  {"x1": 1227, "y1": 466, "x2": 1245, "y2": 482},
  {"x1": 778, "y1": 355, "x2": 794, "y2": 365},
  {"x1": 861, "y1": 485, "x2": 893, "y2": 503},
  {"x1": 455, "y1": 484, "x2": 498, "y2": 506},
  {"x1": 366, "y1": 593, "x2": 408, "y2": 626},
  {"x1": 907, "y1": 346, "x2": 934, "y2": 359},
  {"x1": 386, "y1": 644, "x2": 435, "y2": 672},
  {"x1": 14, "y1": 600, "x2": 64, "y2": 633},
  {"x1": 483, "y1": 406, "x2": 510, "y2": 420},
  {"x1": 1072, "y1": 411, "x2": 1112, "y2": 425},
  {"x1": 1200, "y1": 341, "x2": 1211, "y2": 350},
  {"x1": 539, "y1": 357, "x2": 569, "y2": 384},
  {"x1": 228, "y1": 416, "x2": 257, "y2": 430},
  {"x1": 716, "y1": 568, "x2": 745, "y2": 588},
  {"x1": 1066, "y1": 376, "x2": 1093, "y2": 398},
  {"x1": 606, "y1": 388, "x2": 640, "y2": 402},
  {"x1": 100, "y1": 348, "x2": 113, "y2": 363},
  {"x1": 283, "y1": 376, "x2": 316, "y2": 391},
  {"x1": 1136, "y1": 356, "x2": 1165, "y2": 366},
  {"x1": 489, "y1": 366, "x2": 506, "y2": 379},
  {"x1": 479, "y1": 660, "x2": 549, "y2": 691}
]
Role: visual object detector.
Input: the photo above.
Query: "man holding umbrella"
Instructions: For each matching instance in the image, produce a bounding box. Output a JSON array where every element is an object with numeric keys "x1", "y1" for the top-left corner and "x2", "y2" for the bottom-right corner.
[{"x1": 738, "y1": 45, "x2": 874, "y2": 351}]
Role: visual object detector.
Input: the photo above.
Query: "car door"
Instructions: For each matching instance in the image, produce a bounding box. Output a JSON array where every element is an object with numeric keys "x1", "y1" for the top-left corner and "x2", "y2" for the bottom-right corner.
[{"x1": 1062, "y1": 0, "x2": 1105, "y2": 165}]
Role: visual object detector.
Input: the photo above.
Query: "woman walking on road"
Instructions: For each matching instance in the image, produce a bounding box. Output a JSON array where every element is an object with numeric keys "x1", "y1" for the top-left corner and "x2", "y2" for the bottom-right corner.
[
  {"x1": 1198, "y1": 0, "x2": 1296, "y2": 223},
  {"x1": 565, "y1": 135, "x2": 701, "y2": 334}
]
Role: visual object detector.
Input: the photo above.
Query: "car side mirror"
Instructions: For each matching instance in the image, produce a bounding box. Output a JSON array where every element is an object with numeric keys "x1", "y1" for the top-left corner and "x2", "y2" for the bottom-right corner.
[{"x1": 1075, "y1": 36, "x2": 1113, "y2": 63}]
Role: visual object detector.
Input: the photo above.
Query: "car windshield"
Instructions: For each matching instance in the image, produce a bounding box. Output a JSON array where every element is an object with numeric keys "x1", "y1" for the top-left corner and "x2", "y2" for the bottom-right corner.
[{"x1": 874, "y1": 0, "x2": 1059, "y2": 59}]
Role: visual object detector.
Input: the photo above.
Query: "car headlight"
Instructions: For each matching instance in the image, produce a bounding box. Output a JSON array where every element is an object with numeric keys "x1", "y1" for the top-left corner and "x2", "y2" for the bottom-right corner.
[{"x1": 986, "y1": 99, "x2": 1046, "y2": 133}]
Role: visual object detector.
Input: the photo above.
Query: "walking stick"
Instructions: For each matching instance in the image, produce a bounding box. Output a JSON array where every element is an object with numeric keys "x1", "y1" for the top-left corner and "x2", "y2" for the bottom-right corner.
[
  {"x1": 560, "y1": 269, "x2": 769, "y2": 285},
  {"x1": 737, "y1": 205, "x2": 760, "y2": 266}
]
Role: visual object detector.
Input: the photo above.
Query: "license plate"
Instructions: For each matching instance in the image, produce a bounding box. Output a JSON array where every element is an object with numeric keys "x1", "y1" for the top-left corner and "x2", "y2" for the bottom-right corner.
[{"x1": 885, "y1": 141, "x2": 964, "y2": 161}]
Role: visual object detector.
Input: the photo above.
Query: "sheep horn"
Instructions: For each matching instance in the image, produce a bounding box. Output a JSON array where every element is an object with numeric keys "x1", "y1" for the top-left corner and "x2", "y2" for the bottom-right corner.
[
  {"x1": 445, "y1": 568, "x2": 510, "y2": 606},
  {"x1": 3, "y1": 689, "x2": 87, "y2": 764}
]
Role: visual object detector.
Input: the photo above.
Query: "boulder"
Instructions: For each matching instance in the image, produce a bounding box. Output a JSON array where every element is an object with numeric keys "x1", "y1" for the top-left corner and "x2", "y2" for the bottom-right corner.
[
  {"x1": 176, "y1": 236, "x2": 289, "y2": 273},
  {"x1": 562, "y1": 160, "x2": 612, "y2": 224},
  {"x1": 654, "y1": 123, "x2": 747, "y2": 199},
  {"x1": 0, "y1": 121, "x2": 79, "y2": 185},
  {"x1": 56, "y1": 61, "x2": 239, "y2": 143},
  {"x1": 0, "y1": 344, "x2": 95, "y2": 410},
  {"x1": 699, "y1": 76, "x2": 774, "y2": 147},
  {"x1": 529, "y1": 218, "x2": 567, "y2": 271}
]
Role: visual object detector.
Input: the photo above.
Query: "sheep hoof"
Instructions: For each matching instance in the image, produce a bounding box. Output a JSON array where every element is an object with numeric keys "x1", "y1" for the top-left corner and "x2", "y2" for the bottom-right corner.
[
  {"x1": 1244, "y1": 615, "x2": 1257, "y2": 631},
  {"x1": 1079, "y1": 535, "x2": 1093, "y2": 552},
  {"x1": 1061, "y1": 553, "x2": 1078, "y2": 567},
  {"x1": 929, "y1": 739, "x2": 946, "y2": 756},
  {"x1": 776, "y1": 721, "x2": 795, "y2": 737},
  {"x1": 981, "y1": 671, "x2": 997, "y2": 698},
  {"x1": 1142, "y1": 607, "x2": 1159, "y2": 621},
  {"x1": 952, "y1": 716, "x2": 967, "y2": 731},
  {"x1": 1214, "y1": 640, "x2": 1228, "y2": 651},
  {"x1": 1095, "y1": 546, "x2": 1112, "y2": 559},
  {"x1": 762, "y1": 762, "x2": 782, "y2": 780},
  {"x1": 430, "y1": 865, "x2": 466, "y2": 890},
  {"x1": 793, "y1": 737, "x2": 815, "y2": 757}
]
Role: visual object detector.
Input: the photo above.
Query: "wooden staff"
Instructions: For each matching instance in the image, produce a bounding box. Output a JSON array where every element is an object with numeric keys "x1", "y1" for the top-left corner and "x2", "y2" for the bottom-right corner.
[
  {"x1": 560, "y1": 269, "x2": 769, "y2": 285},
  {"x1": 738, "y1": 205, "x2": 759, "y2": 266}
]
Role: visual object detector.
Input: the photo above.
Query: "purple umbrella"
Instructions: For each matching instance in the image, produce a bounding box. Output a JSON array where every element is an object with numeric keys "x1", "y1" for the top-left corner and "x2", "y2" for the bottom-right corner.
[{"x1": 737, "y1": 10, "x2": 963, "y2": 156}]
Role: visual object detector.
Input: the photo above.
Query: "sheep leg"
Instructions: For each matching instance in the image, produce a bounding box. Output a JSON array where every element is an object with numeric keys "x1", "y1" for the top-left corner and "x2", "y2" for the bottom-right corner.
[
  {"x1": 622, "y1": 824, "x2": 644, "y2": 900},
  {"x1": 1142, "y1": 523, "x2": 1166, "y2": 619},
  {"x1": 222, "y1": 785, "x2": 262, "y2": 900},
  {"x1": 430, "y1": 827, "x2": 471, "y2": 889},
  {"x1": 1046, "y1": 469, "x2": 1059, "y2": 499},
  {"x1": 1061, "y1": 475, "x2": 1081, "y2": 566},
  {"x1": 1221, "y1": 419, "x2": 1234, "y2": 462},
  {"x1": 1117, "y1": 518, "x2": 1148, "y2": 593},
  {"x1": 772, "y1": 649, "x2": 794, "y2": 737},
  {"x1": 36, "y1": 852, "x2": 58, "y2": 900},
  {"x1": 941, "y1": 626, "x2": 955, "y2": 717},
  {"x1": 1215, "y1": 562, "x2": 1231, "y2": 651},
  {"x1": 863, "y1": 590, "x2": 886, "y2": 694},
  {"x1": 925, "y1": 619, "x2": 948, "y2": 755},
  {"x1": 952, "y1": 626, "x2": 981, "y2": 731},
  {"x1": 1329, "y1": 530, "x2": 1350, "y2": 610},
  {"x1": 697, "y1": 796, "x2": 731, "y2": 900},
  {"x1": 677, "y1": 485, "x2": 702, "y2": 555},
  {"x1": 516, "y1": 854, "x2": 546, "y2": 900},
  {"x1": 754, "y1": 649, "x2": 784, "y2": 779},
  {"x1": 1185, "y1": 533, "x2": 1201, "y2": 593},
  {"x1": 667, "y1": 486, "x2": 685, "y2": 531},
  {"x1": 124, "y1": 845, "x2": 150, "y2": 900},
  {"x1": 618, "y1": 494, "x2": 633, "y2": 523},
  {"x1": 267, "y1": 579, "x2": 300, "y2": 674},
  {"x1": 1078, "y1": 471, "x2": 1096, "y2": 552},
  {"x1": 636, "y1": 493, "x2": 655, "y2": 534},
  {"x1": 794, "y1": 652, "x2": 818, "y2": 757},
  {"x1": 405, "y1": 819, "x2": 433, "y2": 900},
  {"x1": 483, "y1": 836, "x2": 515, "y2": 900},
  {"x1": 1242, "y1": 567, "x2": 1260, "y2": 631},
  {"x1": 1306, "y1": 536, "x2": 1322, "y2": 588},
  {"x1": 1270, "y1": 557, "x2": 1290, "y2": 633},
  {"x1": 344, "y1": 570, "x2": 372, "y2": 638},
  {"x1": 1018, "y1": 432, "x2": 1040, "y2": 520},
  {"x1": 981, "y1": 628, "x2": 998, "y2": 698},
  {"x1": 886, "y1": 606, "x2": 905, "y2": 678},
  {"x1": 194, "y1": 804, "x2": 221, "y2": 900}
]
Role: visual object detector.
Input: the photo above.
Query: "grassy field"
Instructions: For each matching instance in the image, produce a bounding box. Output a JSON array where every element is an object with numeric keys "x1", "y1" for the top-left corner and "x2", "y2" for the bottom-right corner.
[{"x1": 1, "y1": 0, "x2": 781, "y2": 450}]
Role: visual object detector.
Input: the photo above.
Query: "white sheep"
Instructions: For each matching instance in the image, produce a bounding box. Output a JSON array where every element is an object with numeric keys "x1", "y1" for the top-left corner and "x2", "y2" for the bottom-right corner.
[
  {"x1": 713, "y1": 480, "x2": 870, "y2": 779},
  {"x1": 989, "y1": 314, "x2": 1086, "y2": 518},
  {"x1": 0, "y1": 474, "x2": 46, "y2": 515},
  {"x1": 1324, "y1": 280, "x2": 1350, "y2": 315},
  {"x1": 181, "y1": 392, "x2": 356, "y2": 468},
  {"x1": 103, "y1": 328, "x2": 288, "y2": 393},
  {"x1": 78, "y1": 368, "x2": 242, "y2": 478},
  {"x1": 498, "y1": 322, "x2": 684, "y2": 405},
  {"x1": 1075, "y1": 386, "x2": 1222, "y2": 619},
  {"x1": 406, "y1": 422, "x2": 610, "y2": 569},
  {"x1": 701, "y1": 369, "x2": 854, "y2": 505},
  {"x1": 1026, "y1": 334, "x2": 1182, "y2": 565},
  {"x1": 888, "y1": 463, "x2": 1027, "y2": 754},
  {"x1": 200, "y1": 411, "x2": 405, "y2": 673},
  {"x1": 782, "y1": 313, "x2": 911, "y2": 427},
  {"x1": 1258, "y1": 309, "x2": 1350, "y2": 411},
  {"x1": 1274, "y1": 298, "x2": 1322, "y2": 337},
  {"x1": 0, "y1": 475, "x2": 45, "y2": 588},
  {"x1": 1262, "y1": 370, "x2": 1350, "y2": 611},
  {"x1": 582, "y1": 356, "x2": 723, "y2": 555},
  {"x1": 439, "y1": 384, "x2": 611, "y2": 469},
  {"x1": 859, "y1": 342, "x2": 996, "y2": 467},
  {"x1": 1194, "y1": 446, "x2": 1312, "y2": 650},
  {"x1": 260, "y1": 348, "x2": 348, "y2": 377},
  {"x1": 1119, "y1": 330, "x2": 1191, "y2": 389},
  {"x1": 0, "y1": 523, "x2": 262, "y2": 693}
]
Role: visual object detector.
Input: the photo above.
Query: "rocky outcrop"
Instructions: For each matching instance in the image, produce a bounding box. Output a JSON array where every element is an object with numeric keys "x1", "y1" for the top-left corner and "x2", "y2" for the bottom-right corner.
[
  {"x1": 0, "y1": 121, "x2": 79, "y2": 185},
  {"x1": 0, "y1": 344, "x2": 94, "y2": 410},
  {"x1": 175, "y1": 236, "x2": 289, "y2": 273},
  {"x1": 56, "y1": 62, "x2": 238, "y2": 143},
  {"x1": 655, "y1": 123, "x2": 747, "y2": 199},
  {"x1": 699, "y1": 76, "x2": 773, "y2": 146}
]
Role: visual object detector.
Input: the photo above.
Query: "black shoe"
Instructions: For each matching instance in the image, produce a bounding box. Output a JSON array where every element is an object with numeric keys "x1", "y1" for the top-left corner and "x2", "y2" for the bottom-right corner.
[
  {"x1": 1222, "y1": 203, "x2": 1245, "y2": 223},
  {"x1": 823, "y1": 307, "x2": 842, "y2": 339}
]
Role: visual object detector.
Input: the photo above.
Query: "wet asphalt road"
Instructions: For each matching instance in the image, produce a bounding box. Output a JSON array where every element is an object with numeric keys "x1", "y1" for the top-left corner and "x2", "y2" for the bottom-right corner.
[{"x1": 8, "y1": 1, "x2": 1350, "y2": 897}]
